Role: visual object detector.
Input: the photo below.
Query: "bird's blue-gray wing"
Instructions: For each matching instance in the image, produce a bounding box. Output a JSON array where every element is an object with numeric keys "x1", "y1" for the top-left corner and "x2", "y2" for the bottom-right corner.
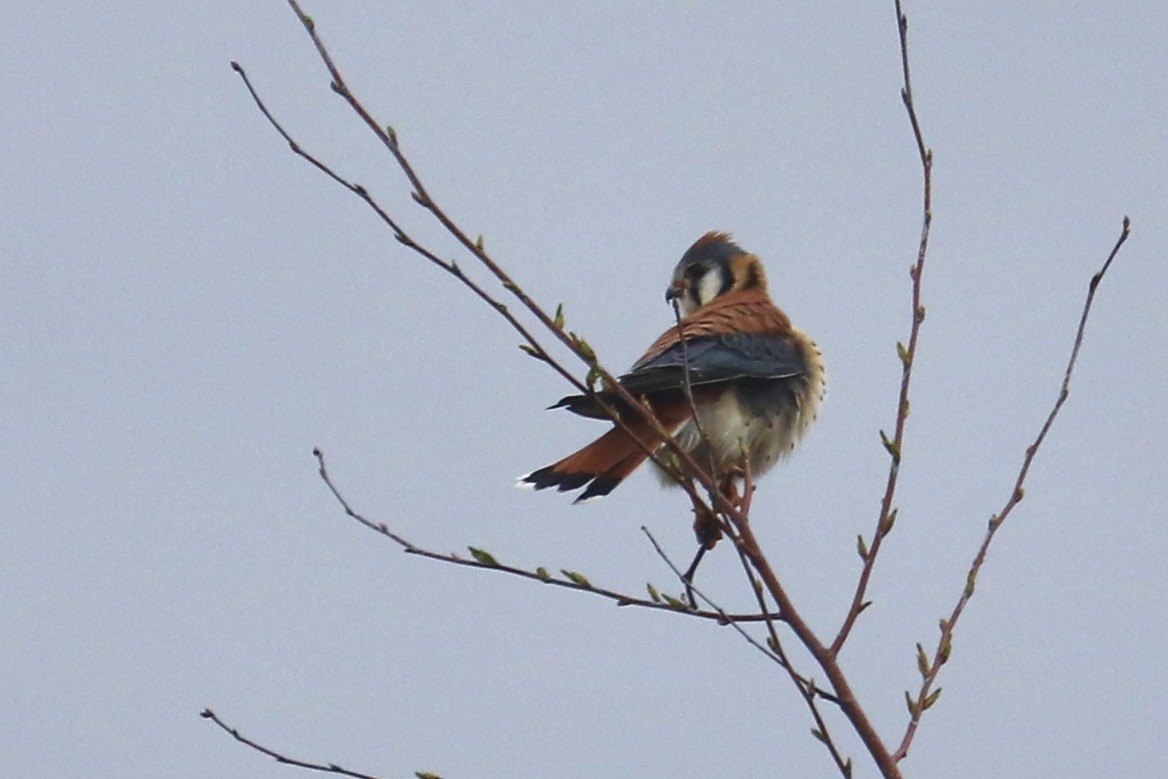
[
  {"x1": 619, "y1": 331, "x2": 806, "y2": 395},
  {"x1": 550, "y1": 332, "x2": 805, "y2": 418}
]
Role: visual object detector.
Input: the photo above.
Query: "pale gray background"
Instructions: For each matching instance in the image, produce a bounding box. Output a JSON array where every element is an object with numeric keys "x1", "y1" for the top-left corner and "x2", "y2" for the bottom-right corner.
[{"x1": 4, "y1": 2, "x2": 1166, "y2": 778}]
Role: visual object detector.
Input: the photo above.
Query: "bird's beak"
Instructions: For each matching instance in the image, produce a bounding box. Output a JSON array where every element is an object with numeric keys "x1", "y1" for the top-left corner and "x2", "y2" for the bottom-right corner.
[{"x1": 665, "y1": 279, "x2": 685, "y2": 304}]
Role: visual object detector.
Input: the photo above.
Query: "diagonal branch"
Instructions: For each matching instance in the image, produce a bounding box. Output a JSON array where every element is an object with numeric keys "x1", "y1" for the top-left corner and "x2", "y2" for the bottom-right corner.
[
  {"x1": 234, "y1": 42, "x2": 739, "y2": 527},
  {"x1": 728, "y1": 540, "x2": 853, "y2": 776},
  {"x1": 313, "y1": 448, "x2": 782, "y2": 625},
  {"x1": 729, "y1": 511, "x2": 901, "y2": 778},
  {"x1": 230, "y1": 61, "x2": 584, "y2": 401},
  {"x1": 645, "y1": 526, "x2": 852, "y2": 776},
  {"x1": 200, "y1": 709, "x2": 396, "y2": 779},
  {"x1": 642, "y1": 527, "x2": 787, "y2": 662},
  {"x1": 231, "y1": 57, "x2": 720, "y2": 517},
  {"x1": 264, "y1": 6, "x2": 896, "y2": 775},
  {"x1": 893, "y1": 216, "x2": 1130, "y2": 762}
]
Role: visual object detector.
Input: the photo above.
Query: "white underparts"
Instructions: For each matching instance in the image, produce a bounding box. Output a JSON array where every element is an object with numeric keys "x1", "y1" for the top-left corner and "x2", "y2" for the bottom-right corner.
[{"x1": 652, "y1": 328, "x2": 825, "y2": 487}]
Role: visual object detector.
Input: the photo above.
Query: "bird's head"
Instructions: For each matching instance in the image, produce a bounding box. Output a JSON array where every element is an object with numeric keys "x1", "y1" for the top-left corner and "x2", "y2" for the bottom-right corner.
[{"x1": 665, "y1": 231, "x2": 769, "y2": 316}]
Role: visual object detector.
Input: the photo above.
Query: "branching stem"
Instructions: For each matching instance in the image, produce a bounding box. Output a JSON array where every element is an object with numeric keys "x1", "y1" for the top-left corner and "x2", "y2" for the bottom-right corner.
[{"x1": 217, "y1": 5, "x2": 1130, "y2": 779}]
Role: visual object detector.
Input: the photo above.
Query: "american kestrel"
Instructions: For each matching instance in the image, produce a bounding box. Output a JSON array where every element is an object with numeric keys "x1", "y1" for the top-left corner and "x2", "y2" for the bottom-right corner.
[{"x1": 520, "y1": 232, "x2": 825, "y2": 535}]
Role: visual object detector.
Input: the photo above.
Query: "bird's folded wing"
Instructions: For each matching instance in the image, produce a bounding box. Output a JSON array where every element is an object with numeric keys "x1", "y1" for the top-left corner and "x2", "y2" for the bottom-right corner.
[
  {"x1": 551, "y1": 331, "x2": 806, "y2": 419},
  {"x1": 623, "y1": 330, "x2": 806, "y2": 391}
]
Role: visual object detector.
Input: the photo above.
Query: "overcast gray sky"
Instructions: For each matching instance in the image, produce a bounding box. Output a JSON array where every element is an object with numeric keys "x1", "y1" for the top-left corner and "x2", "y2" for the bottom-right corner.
[{"x1": 4, "y1": 2, "x2": 1166, "y2": 778}]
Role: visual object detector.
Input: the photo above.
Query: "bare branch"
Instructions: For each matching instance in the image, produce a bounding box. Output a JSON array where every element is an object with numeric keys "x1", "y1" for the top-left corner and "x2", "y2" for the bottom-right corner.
[
  {"x1": 728, "y1": 510, "x2": 901, "y2": 778},
  {"x1": 727, "y1": 536, "x2": 853, "y2": 776},
  {"x1": 313, "y1": 448, "x2": 780, "y2": 625},
  {"x1": 230, "y1": 61, "x2": 583, "y2": 398},
  {"x1": 645, "y1": 523, "x2": 852, "y2": 776},
  {"x1": 641, "y1": 527, "x2": 791, "y2": 664},
  {"x1": 893, "y1": 216, "x2": 1131, "y2": 762},
  {"x1": 234, "y1": 46, "x2": 738, "y2": 528},
  {"x1": 200, "y1": 709, "x2": 398, "y2": 779},
  {"x1": 832, "y1": 0, "x2": 934, "y2": 657},
  {"x1": 229, "y1": 6, "x2": 1129, "y2": 779},
  {"x1": 231, "y1": 55, "x2": 728, "y2": 523},
  {"x1": 670, "y1": 300, "x2": 721, "y2": 487},
  {"x1": 255, "y1": 7, "x2": 898, "y2": 774}
]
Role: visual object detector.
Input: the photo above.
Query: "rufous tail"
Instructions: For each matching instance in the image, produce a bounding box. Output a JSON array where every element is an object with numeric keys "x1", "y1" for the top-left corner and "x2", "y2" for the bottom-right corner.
[{"x1": 519, "y1": 413, "x2": 680, "y2": 502}]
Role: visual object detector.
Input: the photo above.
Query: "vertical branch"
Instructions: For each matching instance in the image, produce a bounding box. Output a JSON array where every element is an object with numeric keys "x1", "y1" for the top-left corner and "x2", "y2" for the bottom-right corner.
[{"x1": 832, "y1": 0, "x2": 933, "y2": 655}]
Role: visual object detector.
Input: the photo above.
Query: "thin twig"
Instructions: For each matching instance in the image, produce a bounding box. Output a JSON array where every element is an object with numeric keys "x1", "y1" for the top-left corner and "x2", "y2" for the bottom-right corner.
[
  {"x1": 667, "y1": 297, "x2": 740, "y2": 582},
  {"x1": 641, "y1": 527, "x2": 786, "y2": 660},
  {"x1": 645, "y1": 525, "x2": 850, "y2": 779},
  {"x1": 275, "y1": 1, "x2": 739, "y2": 516},
  {"x1": 892, "y1": 217, "x2": 1130, "y2": 762},
  {"x1": 200, "y1": 709, "x2": 393, "y2": 779},
  {"x1": 643, "y1": 524, "x2": 842, "y2": 712},
  {"x1": 239, "y1": 5, "x2": 783, "y2": 645},
  {"x1": 314, "y1": 448, "x2": 780, "y2": 624},
  {"x1": 232, "y1": 56, "x2": 718, "y2": 516},
  {"x1": 230, "y1": 61, "x2": 581, "y2": 397},
  {"x1": 832, "y1": 0, "x2": 934, "y2": 656},
  {"x1": 274, "y1": 10, "x2": 897, "y2": 765}
]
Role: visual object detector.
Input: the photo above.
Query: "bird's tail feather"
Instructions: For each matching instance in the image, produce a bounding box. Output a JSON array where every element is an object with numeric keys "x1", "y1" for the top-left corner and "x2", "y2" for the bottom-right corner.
[{"x1": 518, "y1": 411, "x2": 683, "y2": 502}]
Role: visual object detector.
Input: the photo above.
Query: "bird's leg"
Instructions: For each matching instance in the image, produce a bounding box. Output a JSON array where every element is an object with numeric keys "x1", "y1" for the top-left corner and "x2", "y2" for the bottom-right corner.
[
  {"x1": 683, "y1": 473, "x2": 747, "y2": 606},
  {"x1": 691, "y1": 501, "x2": 725, "y2": 548},
  {"x1": 685, "y1": 493, "x2": 725, "y2": 607},
  {"x1": 681, "y1": 545, "x2": 707, "y2": 607}
]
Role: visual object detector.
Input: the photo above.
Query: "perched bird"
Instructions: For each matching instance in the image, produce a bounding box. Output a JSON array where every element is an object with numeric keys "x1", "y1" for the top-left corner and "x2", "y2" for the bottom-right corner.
[{"x1": 519, "y1": 231, "x2": 825, "y2": 541}]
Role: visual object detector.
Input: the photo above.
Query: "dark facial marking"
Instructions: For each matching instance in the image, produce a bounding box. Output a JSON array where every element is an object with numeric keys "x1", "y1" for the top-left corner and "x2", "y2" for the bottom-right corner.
[
  {"x1": 680, "y1": 233, "x2": 743, "y2": 269},
  {"x1": 741, "y1": 258, "x2": 762, "y2": 290}
]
